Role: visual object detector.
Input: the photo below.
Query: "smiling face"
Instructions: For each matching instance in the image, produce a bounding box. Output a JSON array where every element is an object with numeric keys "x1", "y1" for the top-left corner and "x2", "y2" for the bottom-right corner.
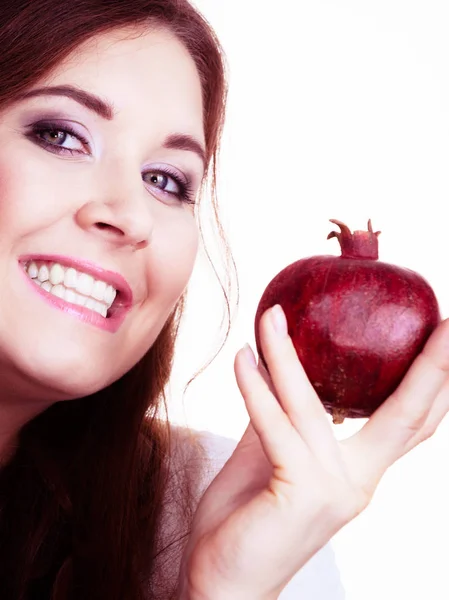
[{"x1": 0, "y1": 26, "x2": 205, "y2": 405}]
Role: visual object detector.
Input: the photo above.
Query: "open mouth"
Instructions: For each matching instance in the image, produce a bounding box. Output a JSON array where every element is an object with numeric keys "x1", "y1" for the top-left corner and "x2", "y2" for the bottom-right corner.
[{"x1": 21, "y1": 259, "x2": 130, "y2": 320}]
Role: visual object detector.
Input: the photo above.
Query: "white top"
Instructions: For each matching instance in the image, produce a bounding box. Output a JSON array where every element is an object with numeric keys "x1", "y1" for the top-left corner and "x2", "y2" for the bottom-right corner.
[{"x1": 196, "y1": 430, "x2": 346, "y2": 600}]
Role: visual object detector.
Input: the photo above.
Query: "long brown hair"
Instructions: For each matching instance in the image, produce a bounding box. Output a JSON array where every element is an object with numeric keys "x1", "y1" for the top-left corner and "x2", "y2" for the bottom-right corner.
[{"x1": 0, "y1": 2, "x2": 231, "y2": 598}]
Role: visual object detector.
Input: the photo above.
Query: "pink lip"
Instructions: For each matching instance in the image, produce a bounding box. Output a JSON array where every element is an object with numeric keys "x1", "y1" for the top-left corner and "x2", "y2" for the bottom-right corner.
[{"x1": 19, "y1": 254, "x2": 133, "y2": 333}]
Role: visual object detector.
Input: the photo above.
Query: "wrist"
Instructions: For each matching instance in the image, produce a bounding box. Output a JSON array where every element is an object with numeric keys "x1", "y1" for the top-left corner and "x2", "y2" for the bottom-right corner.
[
  {"x1": 176, "y1": 557, "x2": 281, "y2": 600},
  {"x1": 177, "y1": 584, "x2": 278, "y2": 600},
  {"x1": 178, "y1": 594, "x2": 277, "y2": 600}
]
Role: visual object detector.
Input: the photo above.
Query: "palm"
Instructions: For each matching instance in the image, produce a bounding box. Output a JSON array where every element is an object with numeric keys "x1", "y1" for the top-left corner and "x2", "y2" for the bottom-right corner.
[
  {"x1": 182, "y1": 423, "x2": 363, "y2": 598},
  {"x1": 179, "y1": 308, "x2": 449, "y2": 600}
]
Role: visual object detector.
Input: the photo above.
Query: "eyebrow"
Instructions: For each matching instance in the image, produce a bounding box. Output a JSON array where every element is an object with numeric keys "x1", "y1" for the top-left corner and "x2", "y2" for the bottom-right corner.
[
  {"x1": 17, "y1": 84, "x2": 207, "y2": 167},
  {"x1": 18, "y1": 84, "x2": 115, "y2": 120},
  {"x1": 163, "y1": 133, "x2": 206, "y2": 168}
]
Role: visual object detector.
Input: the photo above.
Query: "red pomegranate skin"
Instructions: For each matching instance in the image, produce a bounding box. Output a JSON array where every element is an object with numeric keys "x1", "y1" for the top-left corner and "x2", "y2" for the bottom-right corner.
[{"x1": 254, "y1": 220, "x2": 441, "y2": 423}]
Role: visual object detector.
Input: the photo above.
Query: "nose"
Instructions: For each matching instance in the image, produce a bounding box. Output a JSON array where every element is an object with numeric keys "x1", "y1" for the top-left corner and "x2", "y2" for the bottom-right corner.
[{"x1": 75, "y1": 169, "x2": 154, "y2": 251}]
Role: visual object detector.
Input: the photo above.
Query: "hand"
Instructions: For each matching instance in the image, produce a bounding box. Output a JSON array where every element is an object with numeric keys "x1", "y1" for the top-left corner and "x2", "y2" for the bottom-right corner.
[{"x1": 177, "y1": 305, "x2": 449, "y2": 600}]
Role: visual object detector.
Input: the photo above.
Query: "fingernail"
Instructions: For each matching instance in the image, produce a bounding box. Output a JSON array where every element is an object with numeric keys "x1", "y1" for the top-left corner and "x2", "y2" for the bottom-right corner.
[
  {"x1": 243, "y1": 343, "x2": 257, "y2": 368},
  {"x1": 271, "y1": 304, "x2": 288, "y2": 337}
]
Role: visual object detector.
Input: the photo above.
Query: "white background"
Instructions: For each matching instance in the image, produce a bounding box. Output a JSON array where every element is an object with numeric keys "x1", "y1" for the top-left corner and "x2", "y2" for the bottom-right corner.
[{"x1": 169, "y1": 2, "x2": 449, "y2": 598}]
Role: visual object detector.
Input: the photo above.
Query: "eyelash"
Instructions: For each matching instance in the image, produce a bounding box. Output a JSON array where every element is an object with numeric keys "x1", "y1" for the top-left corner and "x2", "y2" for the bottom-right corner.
[
  {"x1": 26, "y1": 122, "x2": 196, "y2": 205},
  {"x1": 143, "y1": 166, "x2": 195, "y2": 206}
]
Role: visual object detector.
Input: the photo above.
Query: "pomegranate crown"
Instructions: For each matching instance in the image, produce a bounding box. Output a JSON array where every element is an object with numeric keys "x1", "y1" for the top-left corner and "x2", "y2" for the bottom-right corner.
[{"x1": 327, "y1": 219, "x2": 381, "y2": 260}]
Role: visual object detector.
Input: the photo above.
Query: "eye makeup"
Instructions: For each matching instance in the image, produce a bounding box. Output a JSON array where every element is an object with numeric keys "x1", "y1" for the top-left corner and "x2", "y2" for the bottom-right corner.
[{"x1": 23, "y1": 117, "x2": 197, "y2": 205}]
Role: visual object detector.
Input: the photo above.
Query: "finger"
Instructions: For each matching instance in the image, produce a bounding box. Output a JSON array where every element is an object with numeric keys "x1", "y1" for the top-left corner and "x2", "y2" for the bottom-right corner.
[
  {"x1": 401, "y1": 374, "x2": 449, "y2": 455},
  {"x1": 259, "y1": 305, "x2": 344, "y2": 475},
  {"x1": 234, "y1": 342, "x2": 309, "y2": 472},
  {"x1": 345, "y1": 318, "x2": 449, "y2": 489}
]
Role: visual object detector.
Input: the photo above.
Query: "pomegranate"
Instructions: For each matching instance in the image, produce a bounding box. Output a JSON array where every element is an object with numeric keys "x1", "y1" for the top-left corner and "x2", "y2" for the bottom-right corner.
[{"x1": 254, "y1": 220, "x2": 440, "y2": 423}]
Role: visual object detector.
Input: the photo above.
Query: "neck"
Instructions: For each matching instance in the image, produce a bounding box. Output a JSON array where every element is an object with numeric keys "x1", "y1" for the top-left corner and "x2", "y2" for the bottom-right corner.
[
  {"x1": 0, "y1": 372, "x2": 52, "y2": 467},
  {"x1": 0, "y1": 402, "x2": 46, "y2": 466}
]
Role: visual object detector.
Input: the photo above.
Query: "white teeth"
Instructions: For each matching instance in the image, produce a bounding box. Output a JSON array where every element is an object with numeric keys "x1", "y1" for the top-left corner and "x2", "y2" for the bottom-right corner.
[
  {"x1": 28, "y1": 262, "x2": 39, "y2": 279},
  {"x1": 73, "y1": 293, "x2": 87, "y2": 307},
  {"x1": 104, "y1": 285, "x2": 116, "y2": 306},
  {"x1": 95, "y1": 301, "x2": 107, "y2": 318},
  {"x1": 64, "y1": 267, "x2": 78, "y2": 289},
  {"x1": 38, "y1": 265, "x2": 49, "y2": 282},
  {"x1": 76, "y1": 273, "x2": 94, "y2": 296},
  {"x1": 25, "y1": 260, "x2": 120, "y2": 317},
  {"x1": 85, "y1": 298, "x2": 96, "y2": 310},
  {"x1": 45, "y1": 284, "x2": 108, "y2": 317},
  {"x1": 65, "y1": 289, "x2": 76, "y2": 304},
  {"x1": 92, "y1": 280, "x2": 107, "y2": 301},
  {"x1": 49, "y1": 263, "x2": 65, "y2": 285},
  {"x1": 50, "y1": 284, "x2": 65, "y2": 298}
]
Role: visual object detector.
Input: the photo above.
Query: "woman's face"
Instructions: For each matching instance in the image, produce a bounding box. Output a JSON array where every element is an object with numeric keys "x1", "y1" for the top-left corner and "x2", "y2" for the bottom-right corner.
[{"x1": 0, "y1": 27, "x2": 204, "y2": 404}]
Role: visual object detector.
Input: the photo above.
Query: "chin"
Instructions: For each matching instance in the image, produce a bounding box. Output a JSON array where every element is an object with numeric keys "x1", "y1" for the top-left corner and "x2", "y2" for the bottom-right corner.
[
  {"x1": 31, "y1": 361, "x2": 116, "y2": 401},
  {"x1": 5, "y1": 338, "x2": 130, "y2": 402}
]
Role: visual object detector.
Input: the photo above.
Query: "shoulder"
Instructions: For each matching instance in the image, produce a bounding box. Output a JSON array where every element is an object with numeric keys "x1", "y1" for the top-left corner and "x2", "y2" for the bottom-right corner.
[
  {"x1": 169, "y1": 424, "x2": 237, "y2": 461},
  {"x1": 157, "y1": 425, "x2": 233, "y2": 522},
  {"x1": 169, "y1": 424, "x2": 237, "y2": 472},
  {"x1": 178, "y1": 427, "x2": 238, "y2": 482},
  {"x1": 146, "y1": 425, "x2": 220, "y2": 596},
  {"x1": 170, "y1": 427, "x2": 346, "y2": 599},
  {"x1": 166, "y1": 425, "x2": 237, "y2": 502}
]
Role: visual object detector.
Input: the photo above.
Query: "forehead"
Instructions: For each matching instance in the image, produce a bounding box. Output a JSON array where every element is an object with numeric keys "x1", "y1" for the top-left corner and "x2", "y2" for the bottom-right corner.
[{"x1": 41, "y1": 27, "x2": 205, "y2": 143}]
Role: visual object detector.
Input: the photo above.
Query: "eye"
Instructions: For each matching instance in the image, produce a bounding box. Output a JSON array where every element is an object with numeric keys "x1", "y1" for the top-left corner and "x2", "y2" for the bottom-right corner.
[
  {"x1": 41, "y1": 129, "x2": 82, "y2": 149},
  {"x1": 26, "y1": 122, "x2": 90, "y2": 156},
  {"x1": 146, "y1": 172, "x2": 180, "y2": 194},
  {"x1": 142, "y1": 167, "x2": 195, "y2": 205}
]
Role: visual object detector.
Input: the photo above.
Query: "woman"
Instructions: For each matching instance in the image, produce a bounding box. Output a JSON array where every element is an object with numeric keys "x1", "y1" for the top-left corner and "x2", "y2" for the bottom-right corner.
[{"x1": 0, "y1": 0, "x2": 448, "y2": 598}]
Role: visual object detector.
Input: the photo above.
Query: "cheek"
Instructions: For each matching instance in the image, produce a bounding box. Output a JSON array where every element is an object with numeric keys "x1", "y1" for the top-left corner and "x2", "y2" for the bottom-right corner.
[
  {"x1": 0, "y1": 147, "x2": 66, "y2": 233},
  {"x1": 149, "y1": 214, "x2": 199, "y2": 300},
  {"x1": 93, "y1": 215, "x2": 199, "y2": 380},
  {"x1": 0, "y1": 152, "x2": 44, "y2": 265},
  {"x1": 0, "y1": 153, "x2": 26, "y2": 224}
]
